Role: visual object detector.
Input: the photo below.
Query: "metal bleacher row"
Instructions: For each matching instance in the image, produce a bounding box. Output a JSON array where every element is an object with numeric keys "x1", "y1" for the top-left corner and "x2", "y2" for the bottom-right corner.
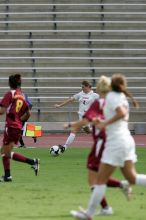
[{"x1": 0, "y1": 0, "x2": 146, "y2": 133}]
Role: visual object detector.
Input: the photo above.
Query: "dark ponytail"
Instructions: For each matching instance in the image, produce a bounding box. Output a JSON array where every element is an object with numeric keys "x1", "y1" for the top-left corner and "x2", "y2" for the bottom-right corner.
[{"x1": 122, "y1": 89, "x2": 139, "y2": 108}]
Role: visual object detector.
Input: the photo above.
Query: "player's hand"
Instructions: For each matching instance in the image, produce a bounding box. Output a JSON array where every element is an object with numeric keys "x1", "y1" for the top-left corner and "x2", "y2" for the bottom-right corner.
[
  {"x1": 54, "y1": 104, "x2": 60, "y2": 108},
  {"x1": 96, "y1": 121, "x2": 106, "y2": 130},
  {"x1": 92, "y1": 117, "x2": 101, "y2": 124},
  {"x1": 92, "y1": 117, "x2": 106, "y2": 129}
]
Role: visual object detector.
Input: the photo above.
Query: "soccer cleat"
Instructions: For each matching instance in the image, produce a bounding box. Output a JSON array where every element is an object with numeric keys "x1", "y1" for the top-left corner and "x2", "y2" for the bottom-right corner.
[
  {"x1": 70, "y1": 210, "x2": 92, "y2": 220},
  {"x1": 31, "y1": 159, "x2": 40, "y2": 176},
  {"x1": 58, "y1": 145, "x2": 66, "y2": 153},
  {"x1": 0, "y1": 175, "x2": 12, "y2": 182},
  {"x1": 79, "y1": 205, "x2": 113, "y2": 217},
  {"x1": 120, "y1": 180, "x2": 132, "y2": 201},
  {"x1": 96, "y1": 206, "x2": 113, "y2": 216}
]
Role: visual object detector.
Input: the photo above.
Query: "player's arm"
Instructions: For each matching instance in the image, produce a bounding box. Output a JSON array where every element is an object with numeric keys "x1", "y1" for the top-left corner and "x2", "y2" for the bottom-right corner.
[
  {"x1": 105, "y1": 106, "x2": 126, "y2": 126},
  {"x1": 0, "y1": 92, "x2": 12, "y2": 115},
  {"x1": 64, "y1": 100, "x2": 99, "y2": 132},
  {"x1": 64, "y1": 118, "x2": 89, "y2": 133},
  {"x1": 20, "y1": 109, "x2": 31, "y2": 122},
  {"x1": 94, "y1": 105, "x2": 126, "y2": 129},
  {"x1": 54, "y1": 97, "x2": 75, "y2": 108}
]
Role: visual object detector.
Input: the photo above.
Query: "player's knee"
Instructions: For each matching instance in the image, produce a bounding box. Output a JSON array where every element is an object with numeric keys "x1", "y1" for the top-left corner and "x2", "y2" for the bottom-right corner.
[{"x1": 0, "y1": 147, "x2": 11, "y2": 158}]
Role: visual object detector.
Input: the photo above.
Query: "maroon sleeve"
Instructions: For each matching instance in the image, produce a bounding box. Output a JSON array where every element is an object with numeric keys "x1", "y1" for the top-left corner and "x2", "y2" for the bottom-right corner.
[
  {"x1": 0, "y1": 91, "x2": 12, "y2": 108},
  {"x1": 83, "y1": 100, "x2": 100, "y2": 121}
]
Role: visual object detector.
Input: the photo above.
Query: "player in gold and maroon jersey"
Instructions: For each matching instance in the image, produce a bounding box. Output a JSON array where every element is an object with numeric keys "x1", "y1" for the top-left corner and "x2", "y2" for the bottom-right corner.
[{"x1": 0, "y1": 74, "x2": 40, "y2": 182}]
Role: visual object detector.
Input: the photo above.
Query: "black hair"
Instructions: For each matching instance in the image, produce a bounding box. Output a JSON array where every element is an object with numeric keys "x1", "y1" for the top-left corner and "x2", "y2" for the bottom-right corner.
[{"x1": 9, "y1": 74, "x2": 21, "y2": 89}]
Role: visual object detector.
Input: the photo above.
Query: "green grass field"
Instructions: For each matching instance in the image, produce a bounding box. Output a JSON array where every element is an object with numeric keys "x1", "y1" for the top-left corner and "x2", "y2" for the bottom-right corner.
[{"x1": 0, "y1": 147, "x2": 146, "y2": 220}]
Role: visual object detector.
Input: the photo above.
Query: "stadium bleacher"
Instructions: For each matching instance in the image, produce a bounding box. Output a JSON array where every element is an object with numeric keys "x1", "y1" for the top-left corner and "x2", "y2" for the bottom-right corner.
[{"x1": 0, "y1": 0, "x2": 146, "y2": 133}]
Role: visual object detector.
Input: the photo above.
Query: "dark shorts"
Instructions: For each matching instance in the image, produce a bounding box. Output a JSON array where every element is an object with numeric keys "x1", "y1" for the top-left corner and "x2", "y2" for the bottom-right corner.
[
  {"x1": 87, "y1": 137, "x2": 105, "y2": 172},
  {"x1": 3, "y1": 127, "x2": 22, "y2": 145}
]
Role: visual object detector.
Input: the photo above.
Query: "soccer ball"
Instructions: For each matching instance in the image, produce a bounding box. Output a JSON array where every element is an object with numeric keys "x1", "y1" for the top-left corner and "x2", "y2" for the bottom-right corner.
[{"x1": 49, "y1": 145, "x2": 61, "y2": 156}]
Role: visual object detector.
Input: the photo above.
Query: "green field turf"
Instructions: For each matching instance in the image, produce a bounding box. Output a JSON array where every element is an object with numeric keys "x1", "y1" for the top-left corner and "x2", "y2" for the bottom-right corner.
[{"x1": 0, "y1": 147, "x2": 146, "y2": 220}]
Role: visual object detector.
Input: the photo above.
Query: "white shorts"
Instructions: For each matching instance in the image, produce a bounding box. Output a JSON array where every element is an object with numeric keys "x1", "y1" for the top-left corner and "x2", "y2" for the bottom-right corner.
[{"x1": 101, "y1": 135, "x2": 137, "y2": 167}]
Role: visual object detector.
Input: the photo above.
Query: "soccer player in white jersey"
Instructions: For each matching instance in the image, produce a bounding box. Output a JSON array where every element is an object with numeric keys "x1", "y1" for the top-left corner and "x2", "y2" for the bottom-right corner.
[
  {"x1": 70, "y1": 74, "x2": 146, "y2": 220},
  {"x1": 65, "y1": 76, "x2": 131, "y2": 217},
  {"x1": 54, "y1": 80, "x2": 99, "y2": 152}
]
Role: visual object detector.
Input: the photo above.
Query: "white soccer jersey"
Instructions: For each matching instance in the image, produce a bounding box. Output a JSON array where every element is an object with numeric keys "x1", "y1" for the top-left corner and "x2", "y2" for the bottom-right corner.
[
  {"x1": 104, "y1": 91, "x2": 130, "y2": 139},
  {"x1": 73, "y1": 90, "x2": 99, "y2": 118},
  {"x1": 101, "y1": 91, "x2": 137, "y2": 166}
]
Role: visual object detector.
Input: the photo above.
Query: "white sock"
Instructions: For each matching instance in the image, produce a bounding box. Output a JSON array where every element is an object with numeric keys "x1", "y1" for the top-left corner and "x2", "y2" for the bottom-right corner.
[
  {"x1": 64, "y1": 133, "x2": 76, "y2": 149},
  {"x1": 136, "y1": 174, "x2": 146, "y2": 186},
  {"x1": 86, "y1": 184, "x2": 106, "y2": 217}
]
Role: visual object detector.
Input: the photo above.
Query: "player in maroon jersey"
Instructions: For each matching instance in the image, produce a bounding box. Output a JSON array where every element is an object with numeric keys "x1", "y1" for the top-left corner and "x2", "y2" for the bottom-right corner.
[
  {"x1": 0, "y1": 74, "x2": 40, "y2": 182},
  {"x1": 65, "y1": 76, "x2": 131, "y2": 218}
]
